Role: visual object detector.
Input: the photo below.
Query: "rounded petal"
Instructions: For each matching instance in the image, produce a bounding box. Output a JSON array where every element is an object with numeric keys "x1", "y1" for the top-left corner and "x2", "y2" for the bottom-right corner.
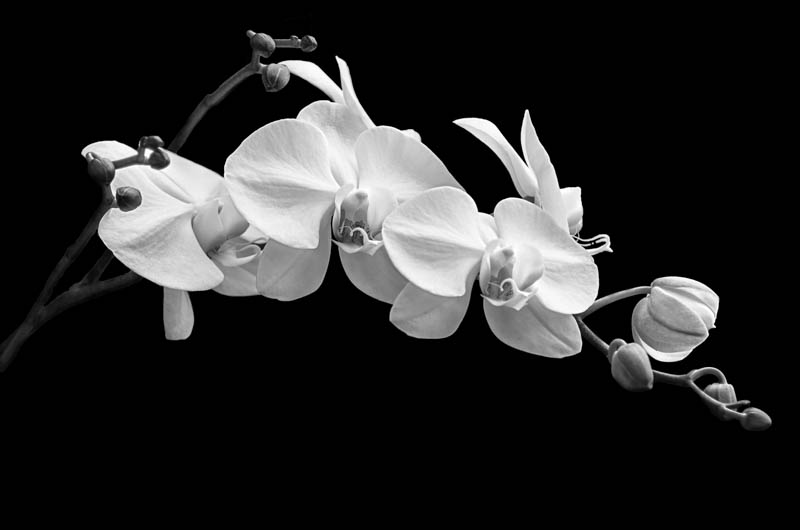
[
  {"x1": 561, "y1": 187, "x2": 584, "y2": 235},
  {"x1": 521, "y1": 110, "x2": 568, "y2": 232},
  {"x1": 163, "y1": 288, "x2": 194, "y2": 340},
  {"x1": 453, "y1": 118, "x2": 538, "y2": 199},
  {"x1": 402, "y1": 129, "x2": 421, "y2": 141},
  {"x1": 483, "y1": 297, "x2": 582, "y2": 357},
  {"x1": 382, "y1": 187, "x2": 486, "y2": 297},
  {"x1": 213, "y1": 256, "x2": 260, "y2": 297},
  {"x1": 478, "y1": 212, "x2": 499, "y2": 246},
  {"x1": 336, "y1": 56, "x2": 375, "y2": 129},
  {"x1": 255, "y1": 214, "x2": 332, "y2": 301},
  {"x1": 225, "y1": 119, "x2": 339, "y2": 249},
  {"x1": 389, "y1": 272, "x2": 475, "y2": 339},
  {"x1": 339, "y1": 245, "x2": 408, "y2": 304},
  {"x1": 280, "y1": 60, "x2": 344, "y2": 104},
  {"x1": 355, "y1": 126, "x2": 461, "y2": 202},
  {"x1": 297, "y1": 100, "x2": 365, "y2": 186},
  {"x1": 160, "y1": 148, "x2": 226, "y2": 203},
  {"x1": 494, "y1": 198, "x2": 598, "y2": 314}
]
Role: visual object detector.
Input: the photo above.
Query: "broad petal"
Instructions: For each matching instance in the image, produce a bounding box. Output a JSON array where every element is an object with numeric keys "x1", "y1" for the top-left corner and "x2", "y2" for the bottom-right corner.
[
  {"x1": 382, "y1": 187, "x2": 486, "y2": 298},
  {"x1": 256, "y1": 213, "x2": 332, "y2": 301},
  {"x1": 561, "y1": 187, "x2": 584, "y2": 235},
  {"x1": 280, "y1": 60, "x2": 344, "y2": 103},
  {"x1": 521, "y1": 110, "x2": 568, "y2": 232},
  {"x1": 483, "y1": 297, "x2": 582, "y2": 357},
  {"x1": 225, "y1": 119, "x2": 339, "y2": 249},
  {"x1": 339, "y1": 245, "x2": 408, "y2": 304},
  {"x1": 213, "y1": 256, "x2": 260, "y2": 297},
  {"x1": 478, "y1": 212, "x2": 499, "y2": 245},
  {"x1": 453, "y1": 118, "x2": 539, "y2": 199},
  {"x1": 402, "y1": 129, "x2": 421, "y2": 141},
  {"x1": 161, "y1": 149, "x2": 226, "y2": 203},
  {"x1": 163, "y1": 288, "x2": 194, "y2": 340},
  {"x1": 389, "y1": 270, "x2": 475, "y2": 339},
  {"x1": 336, "y1": 57, "x2": 376, "y2": 129},
  {"x1": 297, "y1": 100, "x2": 364, "y2": 186},
  {"x1": 355, "y1": 126, "x2": 461, "y2": 202},
  {"x1": 494, "y1": 198, "x2": 598, "y2": 315}
]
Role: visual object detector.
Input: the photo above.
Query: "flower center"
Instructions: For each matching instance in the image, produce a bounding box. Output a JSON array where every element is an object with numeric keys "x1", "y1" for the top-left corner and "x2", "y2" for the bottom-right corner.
[
  {"x1": 483, "y1": 241, "x2": 516, "y2": 301},
  {"x1": 335, "y1": 189, "x2": 374, "y2": 246},
  {"x1": 191, "y1": 196, "x2": 249, "y2": 254},
  {"x1": 479, "y1": 239, "x2": 545, "y2": 310}
]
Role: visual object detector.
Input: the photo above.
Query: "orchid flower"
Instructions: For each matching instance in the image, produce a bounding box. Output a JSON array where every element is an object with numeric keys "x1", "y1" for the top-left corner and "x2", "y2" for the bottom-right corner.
[
  {"x1": 382, "y1": 187, "x2": 599, "y2": 357},
  {"x1": 82, "y1": 141, "x2": 265, "y2": 340},
  {"x1": 455, "y1": 111, "x2": 611, "y2": 254}
]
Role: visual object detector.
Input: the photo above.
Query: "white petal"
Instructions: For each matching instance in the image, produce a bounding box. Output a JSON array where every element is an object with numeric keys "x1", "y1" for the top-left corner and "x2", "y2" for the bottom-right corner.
[
  {"x1": 494, "y1": 198, "x2": 598, "y2": 314},
  {"x1": 483, "y1": 297, "x2": 582, "y2": 357},
  {"x1": 561, "y1": 187, "x2": 584, "y2": 235},
  {"x1": 256, "y1": 214, "x2": 332, "y2": 301},
  {"x1": 160, "y1": 149, "x2": 226, "y2": 203},
  {"x1": 280, "y1": 60, "x2": 344, "y2": 103},
  {"x1": 213, "y1": 256, "x2": 260, "y2": 297},
  {"x1": 163, "y1": 288, "x2": 194, "y2": 340},
  {"x1": 297, "y1": 100, "x2": 365, "y2": 186},
  {"x1": 225, "y1": 119, "x2": 339, "y2": 249},
  {"x1": 390, "y1": 273, "x2": 475, "y2": 339},
  {"x1": 521, "y1": 110, "x2": 568, "y2": 232},
  {"x1": 477, "y1": 212, "x2": 499, "y2": 245},
  {"x1": 453, "y1": 118, "x2": 539, "y2": 199},
  {"x1": 382, "y1": 187, "x2": 486, "y2": 297},
  {"x1": 402, "y1": 129, "x2": 421, "y2": 141},
  {"x1": 336, "y1": 57, "x2": 376, "y2": 129},
  {"x1": 339, "y1": 245, "x2": 408, "y2": 304},
  {"x1": 355, "y1": 126, "x2": 461, "y2": 202}
]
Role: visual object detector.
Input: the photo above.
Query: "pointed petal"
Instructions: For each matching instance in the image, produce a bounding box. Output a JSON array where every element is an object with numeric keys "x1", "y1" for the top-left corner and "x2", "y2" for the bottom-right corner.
[
  {"x1": 355, "y1": 126, "x2": 461, "y2": 202},
  {"x1": 390, "y1": 270, "x2": 476, "y2": 339},
  {"x1": 225, "y1": 119, "x2": 339, "y2": 249},
  {"x1": 213, "y1": 256, "x2": 260, "y2": 297},
  {"x1": 561, "y1": 187, "x2": 584, "y2": 235},
  {"x1": 163, "y1": 288, "x2": 194, "y2": 340},
  {"x1": 280, "y1": 60, "x2": 344, "y2": 103},
  {"x1": 297, "y1": 100, "x2": 365, "y2": 186},
  {"x1": 336, "y1": 57, "x2": 376, "y2": 129},
  {"x1": 382, "y1": 187, "x2": 486, "y2": 297},
  {"x1": 483, "y1": 297, "x2": 582, "y2": 357},
  {"x1": 494, "y1": 198, "x2": 598, "y2": 314},
  {"x1": 339, "y1": 245, "x2": 408, "y2": 304},
  {"x1": 453, "y1": 118, "x2": 538, "y2": 199},
  {"x1": 521, "y1": 110, "x2": 568, "y2": 232},
  {"x1": 256, "y1": 213, "x2": 332, "y2": 301}
]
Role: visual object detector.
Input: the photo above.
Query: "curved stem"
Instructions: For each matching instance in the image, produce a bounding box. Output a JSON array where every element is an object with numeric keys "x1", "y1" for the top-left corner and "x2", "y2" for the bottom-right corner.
[
  {"x1": 579, "y1": 286, "x2": 651, "y2": 318},
  {"x1": 689, "y1": 367, "x2": 727, "y2": 384},
  {"x1": 575, "y1": 317, "x2": 610, "y2": 360}
]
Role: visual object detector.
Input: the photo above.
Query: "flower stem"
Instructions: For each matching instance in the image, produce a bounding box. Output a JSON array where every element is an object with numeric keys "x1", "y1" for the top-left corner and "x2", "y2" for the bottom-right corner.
[
  {"x1": 579, "y1": 286, "x2": 651, "y2": 318},
  {"x1": 574, "y1": 317, "x2": 610, "y2": 360}
]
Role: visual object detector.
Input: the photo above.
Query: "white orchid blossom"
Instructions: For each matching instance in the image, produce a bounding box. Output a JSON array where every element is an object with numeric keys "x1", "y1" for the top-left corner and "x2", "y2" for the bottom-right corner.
[
  {"x1": 81, "y1": 141, "x2": 264, "y2": 340},
  {"x1": 382, "y1": 187, "x2": 599, "y2": 357},
  {"x1": 454, "y1": 111, "x2": 611, "y2": 254}
]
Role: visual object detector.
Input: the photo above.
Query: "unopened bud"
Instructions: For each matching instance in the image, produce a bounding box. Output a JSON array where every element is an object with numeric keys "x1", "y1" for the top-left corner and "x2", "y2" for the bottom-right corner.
[
  {"x1": 300, "y1": 35, "x2": 318, "y2": 53},
  {"x1": 86, "y1": 153, "x2": 116, "y2": 185},
  {"x1": 262, "y1": 63, "x2": 290, "y2": 92},
  {"x1": 608, "y1": 338, "x2": 627, "y2": 358},
  {"x1": 739, "y1": 407, "x2": 771, "y2": 431},
  {"x1": 704, "y1": 382, "x2": 737, "y2": 404},
  {"x1": 631, "y1": 276, "x2": 719, "y2": 363},
  {"x1": 610, "y1": 343, "x2": 654, "y2": 392},
  {"x1": 138, "y1": 135, "x2": 165, "y2": 150},
  {"x1": 115, "y1": 186, "x2": 142, "y2": 212},
  {"x1": 148, "y1": 148, "x2": 171, "y2": 170},
  {"x1": 248, "y1": 31, "x2": 275, "y2": 58}
]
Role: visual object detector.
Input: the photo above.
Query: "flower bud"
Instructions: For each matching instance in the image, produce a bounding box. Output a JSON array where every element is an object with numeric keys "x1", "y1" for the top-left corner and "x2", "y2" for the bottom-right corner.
[
  {"x1": 248, "y1": 31, "x2": 275, "y2": 58},
  {"x1": 610, "y1": 343, "x2": 654, "y2": 392},
  {"x1": 704, "y1": 382, "x2": 737, "y2": 404},
  {"x1": 300, "y1": 35, "x2": 318, "y2": 53},
  {"x1": 607, "y1": 338, "x2": 627, "y2": 358},
  {"x1": 148, "y1": 148, "x2": 171, "y2": 170},
  {"x1": 138, "y1": 135, "x2": 164, "y2": 150},
  {"x1": 262, "y1": 63, "x2": 290, "y2": 92},
  {"x1": 631, "y1": 276, "x2": 719, "y2": 362},
  {"x1": 115, "y1": 186, "x2": 142, "y2": 212},
  {"x1": 86, "y1": 153, "x2": 116, "y2": 185},
  {"x1": 739, "y1": 407, "x2": 771, "y2": 431}
]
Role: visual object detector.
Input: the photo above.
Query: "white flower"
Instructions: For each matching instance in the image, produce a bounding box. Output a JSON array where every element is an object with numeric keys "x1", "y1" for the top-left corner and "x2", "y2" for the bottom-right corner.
[
  {"x1": 382, "y1": 187, "x2": 599, "y2": 357},
  {"x1": 82, "y1": 141, "x2": 264, "y2": 340}
]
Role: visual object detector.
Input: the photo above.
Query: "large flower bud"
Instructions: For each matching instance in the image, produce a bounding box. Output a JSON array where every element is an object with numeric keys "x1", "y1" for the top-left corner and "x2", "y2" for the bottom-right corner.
[
  {"x1": 631, "y1": 277, "x2": 719, "y2": 362},
  {"x1": 610, "y1": 342, "x2": 654, "y2": 392}
]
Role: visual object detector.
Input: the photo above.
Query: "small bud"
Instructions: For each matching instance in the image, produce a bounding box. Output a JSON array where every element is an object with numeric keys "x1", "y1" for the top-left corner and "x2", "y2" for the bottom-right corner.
[
  {"x1": 300, "y1": 35, "x2": 318, "y2": 53},
  {"x1": 248, "y1": 31, "x2": 276, "y2": 58},
  {"x1": 262, "y1": 63, "x2": 290, "y2": 92},
  {"x1": 631, "y1": 276, "x2": 719, "y2": 363},
  {"x1": 704, "y1": 382, "x2": 737, "y2": 404},
  {"x1": 148, "y1": 148, "x2": 171, "y2": 170},
  {"x1": 86, "y1": 154, "x2": 116, "y2": 185},
  {"x1": 607, "y1": 338, "x2": 627, "y2": 358},
  {"x1": 739, "y1": 407, "x2": 771, "y2": 431},
  {"x1": 138, "y1": 135, "x2": 165, "y2": 150},
  {"x1": 115, "y1": 186, "x2": 142, "y2": 212},
  {"x1": 610, "y1": 343, "x2": 654, "y2": 392}
]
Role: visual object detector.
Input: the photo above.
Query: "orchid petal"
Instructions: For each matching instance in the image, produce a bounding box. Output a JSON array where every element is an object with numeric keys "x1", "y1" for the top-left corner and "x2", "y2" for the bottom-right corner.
[
  {"x1": 521, "y1": 110, "x2": 568, "y2": 232},
  {"x1": 483, "y1": 297, "x2": 582, "y2": 357},
  {"x1": 213, "y1": 256, "x2": 260, "y2": 297},
  {"x1": 382, "y1": 187, "x2": 486, "y2": 298},
  {"x1": 225, "y1": 119, "x2": 339, "y2": 249},
  {"x1": 478, "y1": 212, "x2": 499, "y2": 246},
  {"x1": 561, "y1": 187, "x2": 584, "y2": 235},
  {"x1": 280, "y1": 60, "x2": 344, "y2": 104},
  {"x1": 389, "y1": 269, "x2": 476, "y2": 339},
  {"x1": 256, "y1": 213, "x2": 332, "y2": 301},
  {"x1": 339, "y1": 246, "x2": 408, "y2": 304},
  {"x1": 297, "y1": 100, "x2": 364, "y2": 186},
  {"x1": 163, "y1": 288, "x2": 194, "y2": 340},
  {"x1": 192, "y1": 199, "x2": 226, "y2": 253},
  {"x1": 356, "y1": 126, "x2": 461, "y2": 202},
  {"x1": 494, "y1": 198, "x2": 598, "y2": 314},
  {"x1": 336, "y1": 57, "x2": 376, "y2": 129},
  {"x1": 402, "y1": 129, "x2": 421, "y2": 141},
  {"x1": 212, "y1": 237, "x2": 261, "y2": 268},
  {"x1": 453, "y1": 118, "x2": 539, "y2": 199},
  {"x1": 360, "y1": 185, "x2": 398, "y2": 233},
  {"x1": 161, "y1": 148, "x2": 226, "y2": 203}
]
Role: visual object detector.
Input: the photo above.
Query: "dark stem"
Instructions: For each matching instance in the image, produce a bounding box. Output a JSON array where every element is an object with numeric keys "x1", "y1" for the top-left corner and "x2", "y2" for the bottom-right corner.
[
  {"x1": 579, "y1": 286, "x2": 651, "y2": 318},
  {"x1": 574, "y1": 317, "x2": 610, "y2": 360},
  {"x1": 81, "y1": 249, "x2": 116, "y2": 285}
]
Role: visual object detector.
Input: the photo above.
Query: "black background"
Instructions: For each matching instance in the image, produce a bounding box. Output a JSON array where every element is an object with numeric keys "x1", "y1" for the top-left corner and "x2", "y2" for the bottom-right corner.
[{"x1": 1, "y1": 7, "x2": 790, "y2": 486}]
